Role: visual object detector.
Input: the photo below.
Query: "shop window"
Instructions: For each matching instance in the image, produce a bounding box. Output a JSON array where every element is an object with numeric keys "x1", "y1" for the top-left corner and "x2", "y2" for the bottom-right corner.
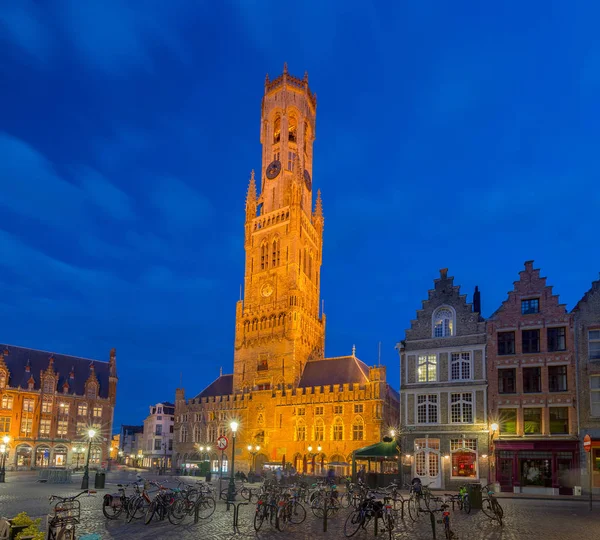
[
  {"x1": 547, "y1": 327, "x2": 566, "y2": 352},
  {"x1": 450, "y1": 352, "x2": 471, "y2": 380},
  {"x1": 548, "y1": 365, "x2": 567, "y2": 392},
  {"x1": 522, "y1": 330, "x2": 540, "y2": 354},
  {"x1": 521, "y1": 452, "x2": 552, "y2": 487},
  {"x1": 498, "y1": 369, "x2": 516, "y2": 394},
  {"x1": 589, "y1": 330, "x2": 600, "y2": 360},
  {"x1": 450, "y1": 438, "x2": 477, "y2": 479},
  {"x1": 90, "y1": 446, "x2": 102, "y2": 465},
  {"x1": 36, "y1": 446, "x2": 50, "y2": 467},
  {"x1": 523, "y1": 408, "x2": 542, "y2": 434},
  {"x1": 521, "y1": 298, "x2": 539, "y2": 314},
  {"x1": 499, "y1": 409, "x2": 517, "y2": 434},
  {"x1": 549, "y1": 407, "x2": 569, "y2": 434},
  {"x1": 417, "y1": 355, "x2": 437, "y2": 382},
  {"x1": 498, "y1": 331, "x2": 515, "y2": 355},
  {"x1": 591, "y1": 376, "x2": 600, "y2": 417},
  {"x1": 523, "y1": 367, "x2": 541, "y2": 393}
]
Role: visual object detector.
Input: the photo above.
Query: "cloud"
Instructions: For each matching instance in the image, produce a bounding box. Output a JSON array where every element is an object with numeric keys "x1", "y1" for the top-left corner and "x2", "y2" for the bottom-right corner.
[
  {"x1": 149, "y1": 177, "x2": 214, "y2": 230},
  {"x1": 0, "y1": 2, "x2": 52, "y2": 62},
  {"x1": 77, "y1": 166, "x2": 135, "y2": 221}
]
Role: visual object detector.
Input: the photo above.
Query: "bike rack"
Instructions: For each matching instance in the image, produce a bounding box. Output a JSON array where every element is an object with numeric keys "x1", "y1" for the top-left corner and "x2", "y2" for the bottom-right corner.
[{"x1": 232, "y1": 502, "x2": 248, "y2": 534}]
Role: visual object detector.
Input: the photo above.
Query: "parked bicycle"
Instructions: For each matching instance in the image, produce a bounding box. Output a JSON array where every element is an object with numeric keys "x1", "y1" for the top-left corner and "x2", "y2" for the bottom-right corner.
[
  {"x1": 48, "y1": 490, "x2": 96, "y2": 540},
  {"x1": 480, "y1": 483, "x2": 503, "y2": 526}
]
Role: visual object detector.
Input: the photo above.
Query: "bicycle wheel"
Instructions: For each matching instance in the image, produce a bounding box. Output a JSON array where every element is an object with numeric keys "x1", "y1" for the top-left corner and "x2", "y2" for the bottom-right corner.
[
  {"x1": 288, "y1": 501, "x2": 306, "y2": 524},
  {"x1": 56, "y1": 523, "x2": 75, "y2": 540},
  {"x1": 344, "y1": 510, "x2": 364, "y2": 538},
  {"x1": 386, "y1": 513, "x2": 395, "y2": 540},
  {"x1": 144, "y1": 500, "x2": 156, "y2": 525},
  {"x1": 127, "y1": 496, "x2": 147, "y2": 522},
  {"x1": 408, "y1": 497, "x2": 420, "y2": 522},
  {"x1": 481, "y1": 498, "x2": 496, "y2": 520},
  {"x1": 276, "y1": 507, "x2": 288, "y2": 532},
  {"x1": 220, "y1": 488, "x2": 229, "y2": 501},
  {"x1": 492, "y1": 499, "x2": 503, "y2": 526},
  {"x1": 254, "y1": 507, "x2": 266, "y2": 532},
  {"x1": 423, "y1": 490, "x2": 432, "y2": 509},
  {"x1": 102, "y1": 501, "x2": 124, "y2": 519},
  {"x1": 240, "y1": 487, "x2": 251, "y2": 500},
  {"x1": 168, "y1": 499, "x2": 187, "y2": 525},
  {"x1": 340, "y1": 491, "x2": 352, "y2": 508},
  {"x1": 196, "y1": 496, "x2": 216, "y2": 519},
  {"x1": 462, "y1": 494, "x2": 471, "y2": 514}
]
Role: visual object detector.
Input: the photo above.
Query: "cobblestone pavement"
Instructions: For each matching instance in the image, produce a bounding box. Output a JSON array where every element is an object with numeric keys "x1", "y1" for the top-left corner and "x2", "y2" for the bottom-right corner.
[{"x1": 1, "y1": 476, "x2": 599, "y2": 539}]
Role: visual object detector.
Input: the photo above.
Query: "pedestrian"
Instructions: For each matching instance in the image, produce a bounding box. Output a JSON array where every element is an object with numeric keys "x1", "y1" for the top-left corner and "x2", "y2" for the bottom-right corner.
[
  {"x1": 357, "y1": 465, "x2": 366, "y2": 484},
  {"x1": 275, "y1": 467, "x2": 283, "y2": 484}
]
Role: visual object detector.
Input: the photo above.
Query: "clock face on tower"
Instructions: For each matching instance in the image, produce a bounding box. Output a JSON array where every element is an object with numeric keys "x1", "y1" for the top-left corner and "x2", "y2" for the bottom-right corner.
[
  {"x1": 303, "y1": 169, "x2": 312, "y2": 190},
  {"x1": 266, "y1": 160, "x2": 281, "y2": 179},
  {"x1": 261, "y1": 282, "x2": 274, "y2": 298}
]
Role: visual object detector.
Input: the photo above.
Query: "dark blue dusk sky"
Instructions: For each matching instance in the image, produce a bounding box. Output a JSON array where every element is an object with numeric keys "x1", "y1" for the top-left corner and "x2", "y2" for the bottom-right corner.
[{"x1": 1, "y1": 2, "x2": 599, "y2": 428}]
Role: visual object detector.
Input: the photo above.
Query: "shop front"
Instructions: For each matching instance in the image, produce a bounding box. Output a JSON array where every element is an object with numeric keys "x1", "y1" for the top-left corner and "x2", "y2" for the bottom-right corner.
[{"x1": 494, "y1": 439, "x2": 579, "y2": 495}]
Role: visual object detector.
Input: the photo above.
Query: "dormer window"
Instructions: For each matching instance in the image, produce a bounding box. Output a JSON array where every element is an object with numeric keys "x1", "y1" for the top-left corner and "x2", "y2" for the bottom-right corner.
[
  {"x1": 433, "y1": 307, "x2": 454, "y2": 338},
  {"x1": 0, "y1": 370, "x2": 6, "y2": 389},
  {"x1": 43, "y1": 378, "x2": 54, "y2": 394},
  {"x1": 87, "y1": 384, "x2": 97, "y2": 399}
]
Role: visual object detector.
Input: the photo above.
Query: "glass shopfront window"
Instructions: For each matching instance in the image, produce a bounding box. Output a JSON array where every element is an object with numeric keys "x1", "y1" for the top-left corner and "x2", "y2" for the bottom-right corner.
[
  {"x1": 594, "y1": 449, "x2": 600, "y2": 489},
  {"x1": 16, "y1": 445, "x2": 32, "y2": 468},
  {"x1": 53, "y1": 446, "x2": 68, "y2": 467},
  {"x1": 520, "y1": 452, "x2": 552, "y2": 487},
  {"x1": 36, "y1": 446, "x2": 50, "y2": 468}
]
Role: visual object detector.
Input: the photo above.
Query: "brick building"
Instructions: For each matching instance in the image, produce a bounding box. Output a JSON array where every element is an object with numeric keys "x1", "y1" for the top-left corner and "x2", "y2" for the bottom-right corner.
[
  {"x1": 399, "y1": 269, "x2": 489, "y2": 490},
  {"x1": 487, "y1": 261, "x2": 578, "y2": 495},
  {"x1": 0, "y1": 345, "x2": 117, "y2": 470},
  {"x1": 174, "y1": 66, "x2": 399, "y2": 477},
  {"x1": 572, "y1": 276, "x2": 600, "y2": 493}
]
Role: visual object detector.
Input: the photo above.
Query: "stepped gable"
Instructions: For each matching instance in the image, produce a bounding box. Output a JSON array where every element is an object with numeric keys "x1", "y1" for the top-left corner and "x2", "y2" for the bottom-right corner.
[
  {"x1": 488, "y1": 260, "x2": 567, "y2": 320},
  {"x1": 572, "y1": 276, "x2": 600, "y2": 313},
  {"x1": 0, "y1": 343, "x2": 110, "y2": 398},
  {"x1": 298, "y1": 355, "x2": 370, "y2": 388},
  {"x1": 405, "y1": 268, "x2": 483, "y2": 342},
  {"x1": 194, "y1": 374, "x2": 233, "y2": 399}
]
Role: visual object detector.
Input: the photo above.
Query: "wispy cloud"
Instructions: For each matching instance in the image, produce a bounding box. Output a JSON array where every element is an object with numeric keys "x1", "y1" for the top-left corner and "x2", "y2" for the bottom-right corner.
[
  {"x1": 77, "y1": 166, "x2": 136, "y2": 221},
  {"x1": 0, "y1": 2, "x2": 52, "y2": 62}
]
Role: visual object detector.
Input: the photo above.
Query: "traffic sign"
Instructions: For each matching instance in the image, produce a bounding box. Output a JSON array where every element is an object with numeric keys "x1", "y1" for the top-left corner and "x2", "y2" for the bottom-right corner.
[
  {"x1": 216, "y1": 435, "x2": 229, "y2": 451},
  {"x1": 584, "y1": 434, "x2": 592, "y2": 453}
]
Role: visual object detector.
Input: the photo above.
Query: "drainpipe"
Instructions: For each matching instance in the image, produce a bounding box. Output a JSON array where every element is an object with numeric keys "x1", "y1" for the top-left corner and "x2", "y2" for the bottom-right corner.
[{"x1": 573, "y1": 317, "x2": 582, "y2": 476}]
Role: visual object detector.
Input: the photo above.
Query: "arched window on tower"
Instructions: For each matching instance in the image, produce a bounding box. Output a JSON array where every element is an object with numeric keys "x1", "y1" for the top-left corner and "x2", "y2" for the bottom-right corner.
[
  {"x1": 288, "y1": 116, "x2": 297, "y2": 143},
  {"x1": 304, "y1": 122, "x2": 309, "y2": 155},
  {"x1": 433, "y1": 307, "x2": 455, "y2": 338},
  {"x1": 273, "y1": 116, "x2": 281, "y2": 144},
  {"x1": 272, "y1": 239, "x2": 280, "y2": 267},
  {"x1": 261, "y1": 242, "x2": 268, "y2": 270}
]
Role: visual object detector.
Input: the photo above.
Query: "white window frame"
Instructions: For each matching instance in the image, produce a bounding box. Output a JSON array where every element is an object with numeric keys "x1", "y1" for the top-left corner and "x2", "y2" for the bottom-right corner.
[
  {"x1": 591, "y1": 375, "x2": 600, "y2": 417},
  {"x1": 417, "y1": 354, "x2": 438, "y2": 383},
  {"x1": 450, "y1": 352, "x2": 472, "y2": 381},
  {"x1": 449, "y1": 438, "x2": 479, "y2": 479},
  {"x1": 432, "y1": 306, "x2": 455, "y2": 338},
  {"x1": 416, "y1": 394, "x2": 439, "y2": 424},
  {"x1": 589, "y1": 330, "x2": 600, "y2": 361},
  {"x1": 450, "y1": 392, "x2": 474, "y2": 424}
]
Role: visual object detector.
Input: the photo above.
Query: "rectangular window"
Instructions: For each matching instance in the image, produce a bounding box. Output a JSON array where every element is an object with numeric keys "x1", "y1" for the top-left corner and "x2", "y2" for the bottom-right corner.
[
  {"x1": 22, "y1": 398, "x2": 34, "y2": 412},
  {"x1": 451, "y1": 352, "x2": 471, "y2": 380},
  {"x1": 156, "y1": 425, "x2": 163, "y2": 435},
  {"x1": 354, "y1": 404, "x2": 364, "y2": 414},
  {"x1": 498, "y1": 332, "x2": 515, "y2": 355},
  {"x1": 548, "y1": 365, "x2": 567, "y2": 392},
  {"x1": 158, "y1": 407, "x2": 162, "y2": 414},
  {"x1": 57, "y1": 420, "x2": 68, "y2": 436},
  {"x1": 591, "y1": 376, "x2": 600, "y2": 417},
  {"x1": 352, "y1": 423, "x2": 364, "y2": 441},
  {"x1": 78, "y1": 404, "x2": 88, "y2": 416},
  {"x1": 1, "y1": 395, "x2": 13, "y2": 409},
  {"x1": 522, "y1": 330, "x2": 540, "y2": 354},
  {"x1": 93, "y1": 406, "x2": 102, "y2": 417},
  {"x1": 523, "y1": 408, "x2": 542, "y2": 434},
  {"x1": 42, "y1": 399, "x2": 53, "y2": 414},
  {"x1": 499, "y1": 409, "x2": 517, "y2": 434},
  {"x1": 168, "y1": 439, "x2": 173, "y2": 451},
  {"x1": 76, "y1": 421, "x2": 86, "y2": 435},
  {"x1": 59, "y1": 403, "x2": 70, "y2": 415},
  {"x1": 521, "y1": 298, "x2": 539, "y2": 314},
  {"x1": 20, "y1": 417, "x2": 33, "y2": 436},
  {"x1": 0, "y1": 416, "x2": 10, "y2": 433},
  {"x1": 547, "y1": 327, "x2": 566, "y2": 352},
  {"x1": 154, "y1": 439, "x2": 162, "y2": 450},
  {"x1": 314, "y1": 423, "x2": 324, "y2": 441},
  {"x1": 157, "y1": 415, "x2": 162, "y2": 420},
  {"x1": 589, "y1": 330, "x2": 600, "y2": 360},
  {"x1": 333, "y1": 405, "x2": 343, "y2": 414},
  {"x1": 450, "y1": 393, "x2": 473, "y2": 423},
  {"x1": 40, "y1": 418, "x2": 51, "y2": 435},
  {"x1": 296, "y1": 425, "x2": 306, "y2": 441},
  {"x1": 417, "y1": 394, "x2": 438, "y2": 424},
  {"x1": 549, "y1": 407, "x2": 569, "y2": 434},
  {"x1": 498, "y1": 369, "x2": 516, "y2": 394},
  {"x1": 287, "y1": 151, "x2": 296, "y2": 171},
  {"x1": 333, "y1": 423, "x2": 343, "y2": 441},
  {"x1": 315, "y1": 406, "x2": 324, "y2": 415},
  {"x1": 297, "y1": 407, "x2": 305, "y2": 416},
  {"x1": 523, "y1": 367, "x2": 541, "y2": 393},
  {"x1": 417, "y1": 354, "x2": 437, "y2": 382}
]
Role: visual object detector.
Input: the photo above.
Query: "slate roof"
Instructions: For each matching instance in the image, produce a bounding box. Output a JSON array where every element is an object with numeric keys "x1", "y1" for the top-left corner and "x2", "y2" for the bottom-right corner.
[
  {"x1": 298, "y1": 356, "x2": 370, "y2": 388},
  {"x1": 0, "y1": 343, "x2": 110, "y2": 399},
  {"x1": 194, "y1": 374, "x2": 233, "y2": 399}
]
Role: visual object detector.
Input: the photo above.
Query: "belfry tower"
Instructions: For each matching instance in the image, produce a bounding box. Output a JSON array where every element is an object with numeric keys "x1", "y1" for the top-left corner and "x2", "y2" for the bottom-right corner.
[{"x1": 233, "y1": 65, "x2": 326, "y2": 392}]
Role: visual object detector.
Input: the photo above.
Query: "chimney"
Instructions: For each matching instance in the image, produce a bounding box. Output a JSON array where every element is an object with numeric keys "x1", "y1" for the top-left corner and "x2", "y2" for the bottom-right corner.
[
  {"x1": 473, "y1": 286, "x2": 481, "y2": 314},
  {"x1": 440, "y1": 268, "x2": 448, "y2": 279}
]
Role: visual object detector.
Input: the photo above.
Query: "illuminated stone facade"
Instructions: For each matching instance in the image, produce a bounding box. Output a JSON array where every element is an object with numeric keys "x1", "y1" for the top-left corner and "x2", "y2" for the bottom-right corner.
[{"x1": 174, "y1": 66, "x2": 399, "y2": 474}]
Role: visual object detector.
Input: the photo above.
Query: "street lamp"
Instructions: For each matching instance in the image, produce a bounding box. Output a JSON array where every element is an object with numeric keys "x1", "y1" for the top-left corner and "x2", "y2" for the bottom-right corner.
[
  {"x1": 81, "y1": 429, "x2": 96, "y2": 490},
  {"x1": 247, "y1": 445, "x2": 260, "y2": 474},
  {"x1": 227, "y1": 421, "x2": 238, "y2": 503},
  {"x1": 0, "y1": 435, "x2": 10, "y2": 483},
  {"x1": 73, "y1": 447, "x2": 85, "y2": 470}
]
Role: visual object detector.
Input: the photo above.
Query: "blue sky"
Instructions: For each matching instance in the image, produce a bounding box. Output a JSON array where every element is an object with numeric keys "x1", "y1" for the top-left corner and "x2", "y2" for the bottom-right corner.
[{"x1": 1, "y1": 1, "x2": 599, "y2": 428}]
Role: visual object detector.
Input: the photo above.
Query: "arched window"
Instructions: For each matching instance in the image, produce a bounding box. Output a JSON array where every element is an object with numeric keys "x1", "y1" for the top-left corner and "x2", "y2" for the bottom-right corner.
[
  {"x1": 193, "y1": 425, "x2": 201, "y2": 443},
  {"x1": 314, "y1": 418, "x2": 324, "y2": 441},
  {"x1": 272, "y1": 239, "x2": 280, "y2": 267},
  {"x1": 332, "y1": 417, "x2": 344, "y2": 441},
  {"x1": 180, "y1": 426, "x2": 188, "y2": 443},
  {"x1": 352, "y1": 417, "x2": 364, "y2": 441},
  {"x1": 208, "y1": 424, "x2": 217, "y2": 442},
  {"x1": 303, "y1": 122, "x2": 309, "y2": 154},
  {"x1": 86, "y1": 383, "x2": 97, "y2": 399},
  {"x1": 273, "y1": 116, "x2": 281, "y2": 144},
  {"x1": 43, "y1": 377, "x2": 54, "y2": 394},
  {"x1": 288, "y1": 116, "x2": 297, "y2": 143},
  {"x1": 295, "y1": 419, "x2": 306, "y2": 441},
  {"x1": 433, "y1": 307, "x2": 454, "y2": 338},
  {"x1": 261, "y1": 242, "x2": 268, "y2": 270}
]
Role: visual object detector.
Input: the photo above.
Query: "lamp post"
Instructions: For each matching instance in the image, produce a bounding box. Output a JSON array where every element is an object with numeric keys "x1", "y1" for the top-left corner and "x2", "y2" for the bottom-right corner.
[
  {"x1": 307, "y1": 445, "x2": 322, "y2": 475},
  {"x1": 81, "y1": 429, "x2": 96, "y2": 490},
  {"x1": 247, "y1": 445, "x2": 260, "y2": 474},
  {"x1": 74, "y1": 447, "x2": 84, "y2": 470},
  {"x1": 227, "y1": 421, "x2": 238, "y2": 503},
  {"x1": 162, "y1": 442, "x2": 168, "y2": 475},
  {"x1": 0, "y1": 435, "x2": 9, "y2": 483},
  {"x1": 118, "y1": 450, "x2": 123, "y2": 464}
]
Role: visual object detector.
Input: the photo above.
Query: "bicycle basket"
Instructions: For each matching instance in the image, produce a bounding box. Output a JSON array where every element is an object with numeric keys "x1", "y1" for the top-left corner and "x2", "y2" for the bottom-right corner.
[{"x1": 53, "y1": 500, "x2": 81, "y2": 521}]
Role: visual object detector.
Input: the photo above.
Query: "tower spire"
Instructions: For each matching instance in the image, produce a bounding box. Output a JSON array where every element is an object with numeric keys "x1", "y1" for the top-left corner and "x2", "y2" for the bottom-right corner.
[
  {"x1": 313, "y1": 189, "x2": 324, "y2": 231},
  {"x1": 245, "y1": 170, "x2": 257, "y2": 222}
]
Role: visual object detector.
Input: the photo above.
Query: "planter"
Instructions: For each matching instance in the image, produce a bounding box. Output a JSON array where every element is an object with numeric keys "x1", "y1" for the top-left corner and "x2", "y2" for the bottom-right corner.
[{"x1": 8, "y1": 524, "x2": 27, "y2": 540}]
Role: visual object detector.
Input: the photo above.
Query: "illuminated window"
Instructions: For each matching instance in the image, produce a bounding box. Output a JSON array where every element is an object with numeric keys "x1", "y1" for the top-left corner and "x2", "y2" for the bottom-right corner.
[
  {"x1": 1, "y1": 395, "x2": 13, "y2": 409},
  {"x1": 333, "y1": 417, "x2": 343, "y2": 441},
  {"x1": 57, "y1": 420, "x2": 68, "y2": 436},
  {"x1": 42, "y1": 398, "x2": 53, "y2": 414},
  {"x1": 0, "y1": 416, "x2": 11, "y2": 433},
  {"x1": 352, "y1": 418, "x2": 364, "y2": 441},
  {"x1": 433, "y1": 307, "x2": 454, "y2": 337},
  {"x1": 20, "y1": 417, "x2": 33, "y2": 436},
  {"x1": 314, "y1": 418, "x2": 324, "y2": 441},
  {"x1": 450, "y1": 438, "x2": 477, "y2": 479},
  {"x1": 78, "y1": 403, "x2": 88, "y2": 416},
  {"x1": 40, "y1": 419, "x2": 51, "y2": 435},
  {"x1": 417, "y1": 355, "x2": 437, "y2": 382},
  {"x1": 93, "y1": 406, "x2": 102, "y2": 417},
  {"x1": 22, "y1": 398, "x2": 34, "y2": 412},
  {"x1": 273, "y1": 117, "x2": 281, "y2": 144}
]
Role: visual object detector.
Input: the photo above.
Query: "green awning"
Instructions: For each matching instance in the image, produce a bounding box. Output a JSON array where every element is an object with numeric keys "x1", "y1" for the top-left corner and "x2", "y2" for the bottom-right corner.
[{"x1": 353, "y1": 441, "x2": 400, "y2": 458}]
